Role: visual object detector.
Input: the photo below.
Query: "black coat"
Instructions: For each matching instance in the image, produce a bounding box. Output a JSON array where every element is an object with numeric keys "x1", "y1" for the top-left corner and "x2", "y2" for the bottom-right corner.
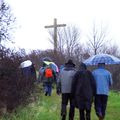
[{"x1": 71, "y1": 69, "x2": 96, "y2": 109}]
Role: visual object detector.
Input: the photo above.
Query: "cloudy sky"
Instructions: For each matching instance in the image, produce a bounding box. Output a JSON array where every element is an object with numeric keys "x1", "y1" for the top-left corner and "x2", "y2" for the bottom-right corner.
[{"x1": 6, "y1": 0, "x2": 120, "y2": 50}]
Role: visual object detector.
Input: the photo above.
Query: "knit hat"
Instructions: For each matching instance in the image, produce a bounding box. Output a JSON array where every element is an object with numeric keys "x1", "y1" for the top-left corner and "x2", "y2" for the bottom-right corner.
[{"x1": 65, "y1": 59, "x2": 75, "y2": 67}]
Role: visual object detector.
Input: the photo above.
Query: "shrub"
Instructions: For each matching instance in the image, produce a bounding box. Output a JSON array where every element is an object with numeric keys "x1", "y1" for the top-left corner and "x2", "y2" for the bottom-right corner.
[{"x1": 0, "y1": 46, "x2": 35, "y2": 113}]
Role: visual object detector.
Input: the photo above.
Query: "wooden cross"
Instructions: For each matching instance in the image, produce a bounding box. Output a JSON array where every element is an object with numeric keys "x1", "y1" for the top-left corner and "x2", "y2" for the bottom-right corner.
[{"x1": 45, "y1": 18, "x2": 66, "y2": 52}]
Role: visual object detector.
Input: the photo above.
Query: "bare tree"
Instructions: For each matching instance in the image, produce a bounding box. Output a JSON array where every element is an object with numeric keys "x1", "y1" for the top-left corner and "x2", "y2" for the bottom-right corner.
[
  {"x1": 48, "y1": 25, "x2": 81, "y2": 59},
  {"x1": 101, "y1": 43, "x2": 120, "y2": 57},
  {"x1": 74, "y1": 44, "x2": 83, "y2": 62},
  {"x1": 87, "y1": 22, "x2": 111, "y2": 55},
  {"x1": 63, "y1": 25, "x2": 81, "y2": 58},
  {"x1": 0, "y1": 1, "x2": 16, "y2": 44}
]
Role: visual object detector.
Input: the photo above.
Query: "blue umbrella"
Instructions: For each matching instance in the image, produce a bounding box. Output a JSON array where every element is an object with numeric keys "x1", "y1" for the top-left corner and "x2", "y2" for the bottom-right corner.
[{"x1": 84, "y1": 53, "x2": 120, "y2": 65}]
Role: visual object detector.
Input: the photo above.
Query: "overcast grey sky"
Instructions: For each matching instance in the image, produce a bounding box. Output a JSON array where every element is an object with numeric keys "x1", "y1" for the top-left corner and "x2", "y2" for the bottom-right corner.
[{"x1": 6, "y1": 0, "x2": 120, "y2": 50}]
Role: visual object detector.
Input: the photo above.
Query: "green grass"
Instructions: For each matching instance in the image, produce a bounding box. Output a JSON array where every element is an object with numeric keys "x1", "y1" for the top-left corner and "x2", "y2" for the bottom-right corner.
[{"x1": 1, "y1": 85, "x2": 120, "y2": 120}]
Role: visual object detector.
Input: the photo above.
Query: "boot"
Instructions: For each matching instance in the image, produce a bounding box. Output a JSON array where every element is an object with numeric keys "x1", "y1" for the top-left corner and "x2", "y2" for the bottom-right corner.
[
  {"x1": 61, "y1": 114, "x2": 66, "y2": 120},
  {"x1": 69, "y1": 118, "x2": 73, "y2": 120},
  {"x1": 99, "y1": 116, "x2": 104, "y2": 120},
  {"x1": 45, "y1": 92, "x2": 48, "y2": 96}
]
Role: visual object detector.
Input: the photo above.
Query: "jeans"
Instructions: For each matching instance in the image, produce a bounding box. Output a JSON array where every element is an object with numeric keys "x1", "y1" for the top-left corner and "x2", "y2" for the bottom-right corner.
[
  {"x1": 44, "y1": 83, "x2": 52, "y2": 96},
  {"x1": 61, "y1": 93, "x2": 75, "y2": 120}
]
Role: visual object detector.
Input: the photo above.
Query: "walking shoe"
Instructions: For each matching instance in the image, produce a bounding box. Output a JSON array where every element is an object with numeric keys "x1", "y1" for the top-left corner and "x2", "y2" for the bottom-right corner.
[
  {"x1": 61, "y1": 115, "x2": 66, "y2": 120},
  {"x1": 99, "y1": 116, "x2": 104, "y2": 120},
  {"x1": 45, "y1": 92, "x2": 48, "y2": 96},
  {"x1": 69, "y1": 118, "x2": 73, "y2": 120}
]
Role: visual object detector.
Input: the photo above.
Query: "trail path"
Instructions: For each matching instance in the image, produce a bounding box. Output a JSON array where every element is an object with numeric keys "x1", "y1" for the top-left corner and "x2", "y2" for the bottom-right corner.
[{"x1": 1, "y1": 86, "x2": 120, "y2": 120}]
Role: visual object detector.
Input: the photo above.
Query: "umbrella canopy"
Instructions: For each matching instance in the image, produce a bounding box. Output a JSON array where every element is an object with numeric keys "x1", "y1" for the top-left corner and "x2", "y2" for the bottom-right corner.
[
  {"x1": 20, "y1": 60, "x2": 32, "y2": 68},
  {"x1": 84, "y1": 53, "x2": 120, "y2": 65},
  {"x1": 43, "y1": 61, "x2": 59, "y2": 72},
  {"x1": 42, "y1": 57, "x2": 52, "y2": 62}
]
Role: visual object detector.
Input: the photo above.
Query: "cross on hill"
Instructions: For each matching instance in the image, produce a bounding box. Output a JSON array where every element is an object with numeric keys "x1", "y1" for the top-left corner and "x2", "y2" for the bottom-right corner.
[{"x1": 45, "y1": 18, "x2": 66, "y2": 52}]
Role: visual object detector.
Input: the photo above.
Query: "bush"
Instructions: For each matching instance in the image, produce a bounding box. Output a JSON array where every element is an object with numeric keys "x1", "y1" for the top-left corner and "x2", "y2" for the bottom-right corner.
[{"x1": 0, "y1": 47, "x2": 35, "y2": 113}]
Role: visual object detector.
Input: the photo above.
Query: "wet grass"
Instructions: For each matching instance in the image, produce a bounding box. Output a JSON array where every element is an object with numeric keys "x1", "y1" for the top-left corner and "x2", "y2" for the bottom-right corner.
[{"x1": 1, "y1": 85, "x2": 120, "y2": 120}]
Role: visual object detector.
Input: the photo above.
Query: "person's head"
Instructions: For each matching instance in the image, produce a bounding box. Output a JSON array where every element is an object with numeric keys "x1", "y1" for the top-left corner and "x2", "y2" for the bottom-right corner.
[
  {"x1": 79, "y1": 62, "x2": 87, "y2": 70},
  {"x1": 98, "y1": 63, "x2": 105, "y2": 68},
  {"x1": 42, "y1": 62, "x2": 46, "y2": 67},
  {"x1": 65, "y1": 59, "x2": 75, "y2": 67}
]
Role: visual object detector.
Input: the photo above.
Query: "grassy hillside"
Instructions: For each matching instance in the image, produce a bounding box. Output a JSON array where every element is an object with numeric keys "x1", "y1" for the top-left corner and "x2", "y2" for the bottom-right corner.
[{"x1": 1, "y1": 85, "x2": 120, "y2": 120}]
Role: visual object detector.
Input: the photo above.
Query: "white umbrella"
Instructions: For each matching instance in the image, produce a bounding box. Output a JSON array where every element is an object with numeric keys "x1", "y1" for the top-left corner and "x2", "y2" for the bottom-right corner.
[{"x1": 20, "y1": 60, "x2": 32, "y2": 68}]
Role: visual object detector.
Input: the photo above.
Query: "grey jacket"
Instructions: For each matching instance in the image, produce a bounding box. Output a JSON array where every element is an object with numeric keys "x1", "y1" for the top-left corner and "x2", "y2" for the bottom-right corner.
[{"x1": 57, "y1": 65, "x2": 76, "y2": 93}]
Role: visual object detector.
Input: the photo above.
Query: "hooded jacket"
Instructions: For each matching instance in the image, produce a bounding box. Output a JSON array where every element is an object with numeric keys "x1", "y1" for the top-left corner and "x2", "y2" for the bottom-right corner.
[{"x1": 71, "y1": 63, "x2": 96, "y2": 109}]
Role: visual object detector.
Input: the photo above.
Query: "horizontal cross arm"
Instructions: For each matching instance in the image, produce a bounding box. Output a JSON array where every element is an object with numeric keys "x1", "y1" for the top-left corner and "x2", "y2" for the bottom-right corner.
[
  {"x1": 57, "y1": 24, "x2": 66, "y2": 27},
  {"x1": 45, "y1": 24, "x2": 66, "y2": 28},
  {"x1": 44, "y1": 25, "x2": 54, "y2": 28}
]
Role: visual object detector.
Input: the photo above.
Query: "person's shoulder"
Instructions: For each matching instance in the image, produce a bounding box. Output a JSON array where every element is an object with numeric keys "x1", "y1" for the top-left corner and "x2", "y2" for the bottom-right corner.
[
  {"x1": 104, "y1": 69, "x2": 111, "y2": 74},
  {"x1": 86, "y1": 70, "x2": 92, "y2": 74},
  {"x1": 73, "y1": 70, "x2": 80, "y2": 77},
  {"x1": 39, "y1": 67, "x2": 43, "y2": 70},
  {"x1": 71, "y1": 67, "x2": 76, "y2": 71},
  {"x1": 86, "y1": 69, "x2": 91, "y2": 72},
  {"x1": 92, "y1": 68, "x2": 100, "y2": 74},
  {"x1": 39, "y1": 67, "x2": 45, "y2": 72},
  {"x1": 63, "y1": 66, "x2": 74, "y2": 71},
  {"x1": 92, "y1": 69, "x2": 97, "y2": 72},
  {"x1": 75, "y1": 70, "x2": 83, "y2": 75}
]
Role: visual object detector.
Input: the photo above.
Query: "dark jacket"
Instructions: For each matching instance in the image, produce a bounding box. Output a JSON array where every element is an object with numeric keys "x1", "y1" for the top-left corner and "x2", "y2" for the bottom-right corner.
[
  {"x1": 21, "y1": 64, "x2": 36, "y2": 80},
  {"x1": 71, "y1": 69, "x2": 96, "y2": 109}
]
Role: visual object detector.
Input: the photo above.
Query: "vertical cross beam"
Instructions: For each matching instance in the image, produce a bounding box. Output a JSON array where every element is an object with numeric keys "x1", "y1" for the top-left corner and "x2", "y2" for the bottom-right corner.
[
  {"x1": 45, "y1": 18, "x2": 66, "y2": 52},
  {"x1": 54, "y1": 18, "x2": 57, "y2": 51}
]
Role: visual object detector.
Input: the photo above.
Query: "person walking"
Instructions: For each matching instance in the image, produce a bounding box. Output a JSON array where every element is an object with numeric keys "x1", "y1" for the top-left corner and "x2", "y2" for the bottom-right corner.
[
  {"x1": 38, "y1": 62, "x2": 56, "y2": 96},
  {"x1": 38, "y1": 62, "x2": 46, "y2": 83},
  {"x1": 92, "y1": 63, "x2": 113, "y2": 120},
  {"x1": 57, "y1": 59, "x2": 76, "y2": 120},
  {"x1": 71, "y1": 62, "x2": 96, "y2": 120}
]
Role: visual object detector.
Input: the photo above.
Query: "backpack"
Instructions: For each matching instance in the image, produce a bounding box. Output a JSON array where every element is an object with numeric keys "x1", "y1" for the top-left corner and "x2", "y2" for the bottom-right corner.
[{"x1": 44, "y1": 67, "x2": 53, "y2": 78}]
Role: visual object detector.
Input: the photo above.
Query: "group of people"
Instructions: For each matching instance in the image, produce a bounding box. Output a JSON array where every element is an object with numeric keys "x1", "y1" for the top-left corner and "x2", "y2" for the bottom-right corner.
[{"x1": 38, "y1": 59, "x2": 113, "y2": 120}]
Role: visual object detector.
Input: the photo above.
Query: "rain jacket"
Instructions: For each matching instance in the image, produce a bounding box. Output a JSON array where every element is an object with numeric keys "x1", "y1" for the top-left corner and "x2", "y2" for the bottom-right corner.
[
  {"x1": 71, "y1": 68, "x2": 96, "y2": 109},
  {"x1": 38, "y1": 66, "x2": 56, "y2": 83},
  {"x1": 92, "y1": 67, "x2": 113, "y2": 95},
  {"x1": 57, "y1": 64, "x2": 76, "y2": 93}
]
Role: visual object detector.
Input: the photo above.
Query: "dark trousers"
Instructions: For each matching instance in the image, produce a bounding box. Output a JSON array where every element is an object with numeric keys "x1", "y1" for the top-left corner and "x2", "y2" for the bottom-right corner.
[
  {"x1": 79, "y1": 109, "x2": 91, "y2": 120},
  {"x1": 94, "y1": 95, "x2": 108, "y2": 118},
  {"x1": 61, "y1": 93, "x2": 75, "y2": 120}
]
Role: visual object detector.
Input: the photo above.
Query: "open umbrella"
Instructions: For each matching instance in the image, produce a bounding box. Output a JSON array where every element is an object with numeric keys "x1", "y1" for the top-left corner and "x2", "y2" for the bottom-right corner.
[
  {"x1": 42, "y1": 57, "x2": 52, "y2": 62},
  {"x1": 43, "y1": 61, "x2": 59, "y2": 72},
  {"x1": 84, "y1": 53, "x2": 120, "y2": 65},
  {"x1": 20, "y1": 60, "x2": 32, "y2": 68}
]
